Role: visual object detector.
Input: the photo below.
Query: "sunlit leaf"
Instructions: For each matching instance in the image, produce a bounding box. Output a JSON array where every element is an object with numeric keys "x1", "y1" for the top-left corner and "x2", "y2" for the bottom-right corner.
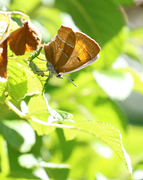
[
  {"x1": 55, "y1": 0, "x2": 128, "y2": 69},
  {"x1": 41, "y1": 161, "x2": 70, "y2": 180},
  {"x1": 123, "y1": 40, "x2": 143, "y2": 63},
  {"x1": 0, "y1": 121, "x2": 24, "y2": 150},
  {"x1": 130, "y1": 27, "x2": 143, "y2": 46},
  {"x1": 28, "y1": 95, "x2": 48, "y2": 114},
  {"x1": 9, "y1": 0, "x2": 40, "y2": 14},
  {"x1": 18, "y1": 154, "x2": 39, "y2": 169},
  {"x1": 7, "y1": 59, "x2": 28, "y2": 100},
  {"x1": 93, "y1": 69, "x2": 134, "y2": 100},
  {"x1": 0, "y1": 81, "x2": 7, "y2": 103},
  {"x1": 111, "y1": 0, "x2": 134, "y2": 5},
  {"x1": 121, "y1": 67, "x2": 143, "y2": 94},
  {"x1": 29, "y1": 119, "x2": 132, "y2": 173},
  {"x1": 3, "y1": 120, "x2": 35, "y2": 153},
  {"x1": 18, "y1": 62, "x2": 43, "y2": 96},
  {"x1": 69, "y1": 121, "x2": 132, "y2": 173}
]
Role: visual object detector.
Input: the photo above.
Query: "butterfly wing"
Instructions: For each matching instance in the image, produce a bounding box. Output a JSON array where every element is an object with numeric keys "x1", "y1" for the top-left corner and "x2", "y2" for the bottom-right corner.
[
  {"x1": 57, "y1": 31, "x2": 101, "y2": 73},
  {"x1": 44, "y1": 25, "x2": 76, "y2": 72}
]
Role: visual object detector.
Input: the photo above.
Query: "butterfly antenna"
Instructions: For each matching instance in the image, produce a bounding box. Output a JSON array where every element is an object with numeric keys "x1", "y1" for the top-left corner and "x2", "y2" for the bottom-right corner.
[{"x1": 63, "y1": 74, "x2": 77, "y2": 87}]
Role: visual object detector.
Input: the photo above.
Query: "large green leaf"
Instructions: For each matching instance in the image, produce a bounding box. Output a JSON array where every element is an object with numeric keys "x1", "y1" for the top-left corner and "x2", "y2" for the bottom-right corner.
[
  {"x1": 20, "y1": 62, "x2": 43, "y2": 96},
  {"x1": 28, "y1": 95, "x2": 54, "y2": 135},
  {"x1": 0, "y1": 121, "x2": 24, "y2": 150},
  {"x1": 9, "y1": 0, "x2": 41, "y2": 14},
  {"x1": 27, "y1": 95, "x2": 74, "y2": 135},
  {"x1": 29, "y1": 118, "x2": 132, "y2": 173},
  {"x1": 2, "y1": 120, "x2": 35, "y2": 153},
  {"x1": 111, "y1": 0, "x2": 134, "y2": 6},
  {"x1": 55, "y1": 0, "x2": 124, "y2": 45},
  {"x1": 32, "y1": 7, "x2": 63, "y2": 42},
  {"x1": 0, "y1": 81, "x2": 8, "y2": 104},
  {"x1": 7, "y1": 59, "x2": 28, "y2": 100},
  {"x1": 93, "y1": 69, "x2": 134, "y2": 100},
  {"x1": 42, "y1": 162, "x2": 70, "y2": 180},
  {"x1": 0, "y1": 174, "x2": 40, "y2": 180},
  {"x1": 54, "y1": 0, "x2": 128, "y2": 69}
]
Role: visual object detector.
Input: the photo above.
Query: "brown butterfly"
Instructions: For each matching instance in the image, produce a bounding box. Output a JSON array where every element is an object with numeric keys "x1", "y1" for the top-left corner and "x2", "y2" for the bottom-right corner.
[{"x1": 44, "y1": 25, "x2": 101, "y2": 85}]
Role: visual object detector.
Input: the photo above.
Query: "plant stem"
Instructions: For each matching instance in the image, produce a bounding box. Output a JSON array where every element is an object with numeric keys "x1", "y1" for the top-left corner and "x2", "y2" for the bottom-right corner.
[
  {"x1": 0, "y1": 11, "x2": 26, "y2": 18},
  {"x1": 4, "y1": 99, "x2": 26, "y2": 118},
  {"x1": 5, "y1": 99, "x2": 74, "y2": 129}
]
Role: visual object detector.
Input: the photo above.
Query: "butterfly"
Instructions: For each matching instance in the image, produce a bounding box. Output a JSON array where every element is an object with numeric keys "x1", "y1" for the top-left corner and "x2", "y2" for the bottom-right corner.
[{"x1": 44, "y1": 25, "x2": 101, "y2": 85}]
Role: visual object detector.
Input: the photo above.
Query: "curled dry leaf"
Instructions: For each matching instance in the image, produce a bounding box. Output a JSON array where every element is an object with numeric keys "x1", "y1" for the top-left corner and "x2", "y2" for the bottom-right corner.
[
  {"x1": 8, "y1": 20, "x2": 42, "y2": 55},
  {"x1": 0, "y1": 15, "x2": 10, "y2": 82},
  {"x1": 0, "y1": 39, "x2": 8, "y2": 82}
]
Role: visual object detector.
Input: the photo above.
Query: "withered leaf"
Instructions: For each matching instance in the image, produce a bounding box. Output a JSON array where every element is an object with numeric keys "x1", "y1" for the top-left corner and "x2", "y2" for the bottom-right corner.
[
  {"x1": 0, "y1": 15, "x2": 10, "y2": 82},
  {"x1": 0, "y1": 39, "x2": 8, "y2": 82},
  {"x1": 8, "y1": 20, "x2": 42, "y2": 55}
]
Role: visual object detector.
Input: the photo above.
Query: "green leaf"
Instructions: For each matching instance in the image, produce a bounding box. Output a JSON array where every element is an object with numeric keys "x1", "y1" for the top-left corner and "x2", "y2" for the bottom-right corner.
[
  {"x1": 111, "y1": 0, "x2": 134, "y2": 6},
  {"x1": 120, "y1": 67, "x2": 143, "y2": 94},
  {"x1": 0, "y1": 134, "x2": 10, "y2": 175},
  {"x1": 41, "y1": 161, "x2": 70, "y2": 180},
  {"x1": 27, "y1": 95, "x2": 74, "y2": 135},
  {"x1": 0, "y1": 81, "x2": 8, "y2": 104},
  {"x1": 125, "y1": 126, "x2": 143, "y2": 155},
  {"x1": 0, "y1": 174, "x2": 40, "y2": 180},
  {"x1": 7, "y1": 59, "x2": 28, "y2": 100},
  {"x1": 56, "y1": 110, "x2": 73, "y2": 120},
  {"x1": 92, "y1": 69, "x2": 134, "y2": 100},
  {"x1": 123, "y1": 40, "x2": 143, "y2": 62},
  {"x1": 0, "y1": 121, "x2": 24, "y2": 150},
  {"x1": 55, "y1": 0, "x2": 128, "y2": 69},
  {"x1": 28, "y1": 95, "x2": 48, "y2": 114},
  {"x1": 55, "y1": 0, "x2": 124, "y2": 45},
  {"x1": 28, "y1": 95, "x2": 55, "y2": 135},
  {"x1": 19, "y1": 62, "x2": 43, "y2": 96},
  {"x1": 130, "y1": 27, "x2": 143, "y2": 46},
  {"x1": 0, "y1": 57, "x2": 44, "y2": 102},
  {"x1": 9, "y1": 0, "x2": 41, "y2": 14},
  {"x1": 70, "y1": 121, "x2": 132, "y2": 173},
  {"x1": 29, "y1": 119, "x2": 132, "y2": 173},
  {"x1": 18, "y1": 154, "x2": 39, "y2": 169},
  {"x1": 33, "y1": 7, "x2": 63, "y2": 42},
  {"x1": 2, "y1": 120, "x2": 35, "y2": 153}
]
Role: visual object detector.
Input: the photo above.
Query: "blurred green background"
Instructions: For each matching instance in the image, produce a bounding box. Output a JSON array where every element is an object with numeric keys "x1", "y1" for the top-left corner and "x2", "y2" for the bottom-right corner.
[{"x1": 0, "y1": 0, "x2": 143, "y2": 179}]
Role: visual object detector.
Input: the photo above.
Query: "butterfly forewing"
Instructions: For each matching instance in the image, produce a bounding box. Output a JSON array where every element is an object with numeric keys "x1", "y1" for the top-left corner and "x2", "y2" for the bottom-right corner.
[
  {"x1": 55, "y1": 26, "x2": 75, "y2": 68},
  {"x1": 44, "y1": 26, "x2": 76, "y2": 71},
  {"x1": 56, "y1": 31, "x2": 100, "y2": 73}
]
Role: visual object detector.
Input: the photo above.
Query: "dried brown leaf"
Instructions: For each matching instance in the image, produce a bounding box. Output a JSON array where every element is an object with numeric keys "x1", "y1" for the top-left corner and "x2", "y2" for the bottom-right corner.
[
  {"x1": 0, "y1": 15, "x2": 10, "y2": 82},
  {"x1": 0, "y1": 39, "x2": 8, "y2": 82},
  {"x1": 8, "y1": 20, "x2": 42, "y2": 55}
]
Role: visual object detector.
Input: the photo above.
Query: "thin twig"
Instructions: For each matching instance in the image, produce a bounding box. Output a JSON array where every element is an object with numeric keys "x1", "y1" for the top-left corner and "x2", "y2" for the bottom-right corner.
[
  {"x1": 4, "y1": 99, "x2": 26, "y2": 118},
  {"x1": 5, "y1": 99, "x2": 74, "y2": 129},
  {"x1": 0, "y1": 11, "x2": 26, "y2": 18}
]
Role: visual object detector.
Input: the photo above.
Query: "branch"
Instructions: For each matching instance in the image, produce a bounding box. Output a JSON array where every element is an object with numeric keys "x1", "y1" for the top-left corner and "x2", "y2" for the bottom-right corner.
[
  {"x1": 0, "y1": 11, "x2": 27, "y2": 18},
  {"x1": 5, "y1": 99, "x2": 74, "y2": 129}
]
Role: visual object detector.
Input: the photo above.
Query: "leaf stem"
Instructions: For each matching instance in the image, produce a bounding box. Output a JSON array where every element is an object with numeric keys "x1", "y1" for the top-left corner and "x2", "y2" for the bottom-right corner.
[
  {"x1": 0, "y1": 11, "x2": 27, "y2": 18},
  {"x1": 4, "y1": 99, "x2": 25, "y2": 118},
  {"x1": 5, "y1": 99, "x2": 74, "y2": 129}
]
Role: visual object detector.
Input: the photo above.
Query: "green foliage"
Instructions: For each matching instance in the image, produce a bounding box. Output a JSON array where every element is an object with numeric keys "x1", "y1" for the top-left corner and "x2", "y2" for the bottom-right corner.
[{"x1": 0, "y1": 0, "x2": 143, "y2": 179}]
